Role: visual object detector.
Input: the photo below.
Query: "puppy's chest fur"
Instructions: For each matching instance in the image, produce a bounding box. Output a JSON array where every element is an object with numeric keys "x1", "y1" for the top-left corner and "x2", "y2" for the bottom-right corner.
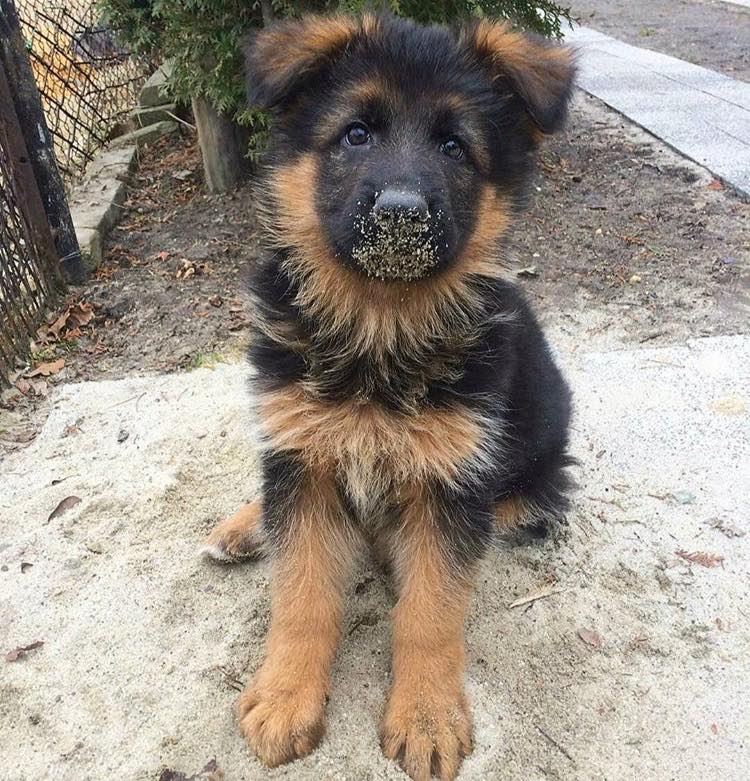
[{"x1": 257, "y1": 377, "x2": 488, "y2": 516}]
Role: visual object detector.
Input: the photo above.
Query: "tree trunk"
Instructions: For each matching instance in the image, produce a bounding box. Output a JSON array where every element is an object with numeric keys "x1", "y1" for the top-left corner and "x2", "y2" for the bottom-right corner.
[{"x1": 191, "y1": 96, "x2": 249, "y2": 193}]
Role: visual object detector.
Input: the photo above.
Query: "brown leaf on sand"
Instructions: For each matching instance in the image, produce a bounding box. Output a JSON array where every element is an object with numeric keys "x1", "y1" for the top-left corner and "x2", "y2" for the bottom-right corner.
[
  {"x1": 6, "y1": 640, "x2": 44, "y2": 662},
  {"x1": 675, "y1": 550, "x2": 725, "y2": 568},
  {"x1": 68, "y1": 302, "x2": 94, "y2": 328},
  {"x1": 14, "y1": 377, "x2": 31, "y2": 395},
  {"x1": 47, "y1": 496, "x2": 82, "y2": 522},
  {"x1": 26, "y1": 358, "x2": 64, "y2": 378},
  {"x1": 577, "y1": 628, "x2": 603, "y2": 649},
  {"x1": 30, "y1": 379, "x2": 49, "y2": 397}
]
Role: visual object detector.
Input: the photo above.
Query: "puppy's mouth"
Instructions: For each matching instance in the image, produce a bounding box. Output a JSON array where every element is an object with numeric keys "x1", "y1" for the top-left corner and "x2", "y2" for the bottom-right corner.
[{"x1": 351, "y1": 211, "x2": 441, "y2": 282}]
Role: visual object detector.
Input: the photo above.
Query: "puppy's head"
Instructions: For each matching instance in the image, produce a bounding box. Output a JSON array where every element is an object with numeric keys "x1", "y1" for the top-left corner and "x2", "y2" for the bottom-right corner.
[{"x1": 245, "y1": 14, "x2": 575, "y2": 284}]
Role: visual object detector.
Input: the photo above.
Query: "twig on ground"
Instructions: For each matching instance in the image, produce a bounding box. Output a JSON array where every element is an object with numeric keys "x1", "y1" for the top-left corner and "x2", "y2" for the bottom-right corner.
[{"x1": 536, "y1": 724, "x2": 576, "y2": 765}]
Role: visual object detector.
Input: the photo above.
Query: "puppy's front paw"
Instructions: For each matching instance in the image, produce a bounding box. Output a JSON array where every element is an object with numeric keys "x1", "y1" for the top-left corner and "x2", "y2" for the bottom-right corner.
[
  {"x1": 201, "y1": 501, "x2": 264, "y2": 561},
  {"x1": 238, "y1": 675, "x2": 327, "y2": 767},
  {"x1": 380, "y1": 685, "x2": 473, "y2": 781}
]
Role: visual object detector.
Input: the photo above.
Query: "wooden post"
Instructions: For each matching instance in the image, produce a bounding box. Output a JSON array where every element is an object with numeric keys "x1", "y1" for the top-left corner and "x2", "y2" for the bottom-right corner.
[
  {"x1": 260, "y1": 0, "x2": 274, "y2": 26},
  {"x1": 0, "y1": 0, "x2": 85, "y2": 284},
  {"x1": 0, "y1": 64, "x2": 61, "y2": 290},
  {"x1": 191, "y1": 96, "x2": 249, "y2": 193}
]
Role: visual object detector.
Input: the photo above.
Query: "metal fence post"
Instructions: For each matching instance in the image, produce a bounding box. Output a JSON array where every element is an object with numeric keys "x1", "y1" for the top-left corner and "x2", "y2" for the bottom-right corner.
[{"x1": 0, "y1": 0, "x2": 85, "y2": 284}]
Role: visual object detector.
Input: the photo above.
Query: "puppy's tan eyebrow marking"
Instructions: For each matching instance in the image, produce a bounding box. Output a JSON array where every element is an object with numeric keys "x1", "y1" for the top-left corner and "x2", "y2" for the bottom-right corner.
[
  {"x1": 314, "y1": 78, "x2": 394, "y2": 144},
  {"x1": 431, "y1": 95, "x2": 490, "y2": 172}
]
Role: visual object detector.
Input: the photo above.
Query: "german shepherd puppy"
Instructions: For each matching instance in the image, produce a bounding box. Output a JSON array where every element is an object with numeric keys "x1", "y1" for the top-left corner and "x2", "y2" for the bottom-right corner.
[{"x1": 203, "y1": 13, "x2": 575, "y2": 780}]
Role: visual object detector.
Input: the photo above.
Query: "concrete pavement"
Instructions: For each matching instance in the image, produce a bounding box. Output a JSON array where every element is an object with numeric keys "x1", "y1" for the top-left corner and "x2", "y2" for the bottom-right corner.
[{"x1": 568, "y1": 26, "x2": 750, "y2": 197}]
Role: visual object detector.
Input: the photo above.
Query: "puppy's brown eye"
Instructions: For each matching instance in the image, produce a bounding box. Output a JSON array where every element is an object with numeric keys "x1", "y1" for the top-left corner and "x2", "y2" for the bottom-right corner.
[
  {"x1": 441, "y1": 137, "x2": 464, "y2": 160},
  {"x1": 345, "y1": 122, "x2": 370, "y2": 146}
]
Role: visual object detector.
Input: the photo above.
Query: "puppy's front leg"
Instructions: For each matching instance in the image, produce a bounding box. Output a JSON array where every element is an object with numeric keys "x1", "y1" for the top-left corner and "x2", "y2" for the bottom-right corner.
[
  {"x1": 239, "y1": 460, "x2": 358, "y2": 767},
  {"x1": 381, "y1": 491, "x2": 477, "y2": 781}
]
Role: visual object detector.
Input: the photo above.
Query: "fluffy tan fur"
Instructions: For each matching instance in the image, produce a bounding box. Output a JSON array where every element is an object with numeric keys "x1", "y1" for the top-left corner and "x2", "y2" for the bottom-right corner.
[
  {"x1": 381, "y1": 488, "x2": 475, "y2": 781},
  {"x1": 261, "y1": 153, "x2": 511, "y2": 357},
  {"x1": 257, "y1": 382, "x2": 494, "y2": 509},
  {"x1": 237, "y1": 471, "x2": 361, "y2": 766}
]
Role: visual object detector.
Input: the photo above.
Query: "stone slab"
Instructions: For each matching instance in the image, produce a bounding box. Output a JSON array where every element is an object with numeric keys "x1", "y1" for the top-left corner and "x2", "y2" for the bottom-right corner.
[
  {"x1": 131, "y1": 102, "x2": 177, "y2": 128},
  {"x1": 109, "y1": 120, "x2": 178, "y2": 150},
  {"x1": 139, "y1": 63, "x2": 173, "y2": 108},
  {"x1": 567, "y1": 26, "x2": 750, "y2": 197}
]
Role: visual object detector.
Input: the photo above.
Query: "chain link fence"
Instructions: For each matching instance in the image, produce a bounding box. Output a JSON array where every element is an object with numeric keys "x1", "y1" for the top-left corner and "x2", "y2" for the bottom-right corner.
[
  {"x1": 0, "y1": 133, "x2": 61, "y2": 378},
  {"x1": 1, "y1": 0, "x2": 154, "y2": 381},
  {"x1": 16, "y1": 0, "x2": 153, "y2": 184}
]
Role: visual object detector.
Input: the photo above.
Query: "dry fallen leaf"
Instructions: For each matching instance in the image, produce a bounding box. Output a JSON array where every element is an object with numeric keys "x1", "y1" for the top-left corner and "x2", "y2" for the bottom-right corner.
[
  {"x1": 159, "y1": 759, "x2": 224, "y2": 781},
  {"x1": 26, "y1": 358, "x2": 64, "y2": 378},
  {"x1": 675, "y1": 550, "x2": 725, "y2": 568},
  {"x1": 38, "y1": 301, "x2": 94, "y2": 343},
  {"x1": 577, "y1": 627, "x2": 603, "y2": 649},
  {"x1": 707, "y1": 179, "x2": 724, "y2": 191},
  {"x1": 47, "y1": 496, "x2": 82, "y2": 522},
  {"x1": 14, "y1": 377, "x2": 31, "y2": 395},
  {"x1": 29, "y1": 379, "x2": 49, "y2": 397},
  {"x1": 706, "y1": 518, "x2": 745, "y2": 539},
  {"x1": 6, "y1": 640, "x2": 44, "y2": 662},
  {"x1": 68, "y1": 302, "x2": 94, "y2": 328}
]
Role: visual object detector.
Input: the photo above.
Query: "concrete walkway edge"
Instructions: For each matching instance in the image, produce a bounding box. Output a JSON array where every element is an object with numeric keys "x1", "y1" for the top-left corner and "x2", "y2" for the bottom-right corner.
[{"x1": 567, "y1": 26, "x2": 750, "y2": 198}]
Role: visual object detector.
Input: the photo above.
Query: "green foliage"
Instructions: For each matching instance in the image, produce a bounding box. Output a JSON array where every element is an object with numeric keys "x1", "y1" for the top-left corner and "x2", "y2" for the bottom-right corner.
[{"x1": 100, "y1": 0, "x2": 573, "y2": 143}]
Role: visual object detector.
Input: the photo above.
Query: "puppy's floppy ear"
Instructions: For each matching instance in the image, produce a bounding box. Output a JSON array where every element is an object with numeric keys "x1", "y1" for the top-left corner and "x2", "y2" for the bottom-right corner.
[
  {"x1": 243, "y1": 15, "x2": 370, "y2": 111},
  {"x1": 461, "y1": 20, "x2": 576, "y2": 135}
]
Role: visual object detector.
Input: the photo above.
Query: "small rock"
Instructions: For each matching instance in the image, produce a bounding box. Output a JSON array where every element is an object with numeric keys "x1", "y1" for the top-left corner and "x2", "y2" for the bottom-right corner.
[
  {"x1": 629, "y1": 274, "x2": 642, "y2": 283},
  {"x1": 117, "y1": 429, "x2": 129, "y2": 443},
  {"x1": 1, "y1": 387, "x2": 23, "y2": 405},
  {"x1": 711, "y1": 396, "x2": 746, "y2": 415},
  {"x1": 516, "y1": 266, "x2": 539, "y2": 278},
  {"x1": 672, "y1": 490, "x2": 696, "y2": 505}
]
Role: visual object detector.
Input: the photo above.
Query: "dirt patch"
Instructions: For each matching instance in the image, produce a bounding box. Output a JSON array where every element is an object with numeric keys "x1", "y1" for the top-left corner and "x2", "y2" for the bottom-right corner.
[
  {"x1": 68, "y1": 138, "x2": 257, "y2": 380},
  {"x1": 572, "y1": 0, "x2": 750, "y2": 80},
  {"x1": 16, "y1": 93, "x2": 750, "y2": 386},
  {"x1": 515, "y1": 93, "x2": 749, "y2": 351}
]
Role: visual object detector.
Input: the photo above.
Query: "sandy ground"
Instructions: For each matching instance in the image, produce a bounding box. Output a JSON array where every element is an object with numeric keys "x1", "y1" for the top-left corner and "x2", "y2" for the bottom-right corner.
[{"x1": 2, "y1": 327, "x2": 749, "y2": 780}]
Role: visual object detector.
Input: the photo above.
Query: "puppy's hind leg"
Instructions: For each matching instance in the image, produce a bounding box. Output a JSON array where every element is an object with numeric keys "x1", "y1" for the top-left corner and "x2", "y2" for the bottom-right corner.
[{"x1": 201, "y1": 499, "x2": 265, "y2": 562}]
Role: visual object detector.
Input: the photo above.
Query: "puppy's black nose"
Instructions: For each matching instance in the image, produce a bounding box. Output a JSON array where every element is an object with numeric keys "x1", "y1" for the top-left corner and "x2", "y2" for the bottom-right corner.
[{"x1": 373, "y1": 189, "x2": 429, "y2": 223}]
